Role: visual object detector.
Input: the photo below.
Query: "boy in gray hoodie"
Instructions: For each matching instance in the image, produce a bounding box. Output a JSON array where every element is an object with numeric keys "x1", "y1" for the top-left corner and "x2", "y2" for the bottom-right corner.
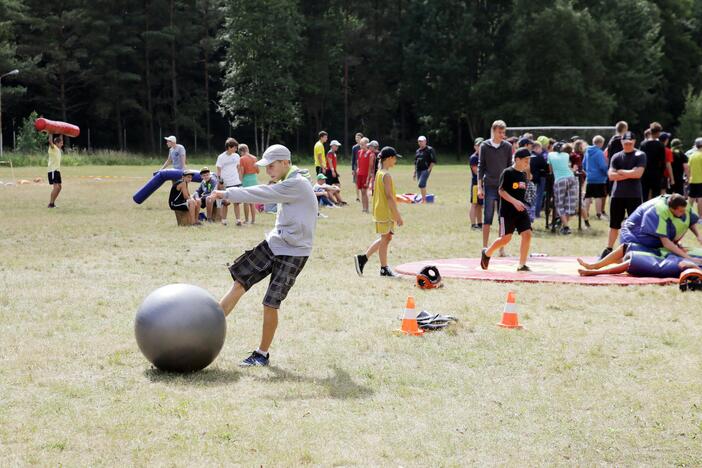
[{"x1": 209, "y1": 144, "x2": 318, "y2": 367}]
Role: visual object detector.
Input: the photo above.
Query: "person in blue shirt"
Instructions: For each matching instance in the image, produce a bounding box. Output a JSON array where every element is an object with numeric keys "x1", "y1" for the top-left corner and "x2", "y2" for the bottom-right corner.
[{"x1": 582, "y1": 135, "x2": 609, "y2": 227}]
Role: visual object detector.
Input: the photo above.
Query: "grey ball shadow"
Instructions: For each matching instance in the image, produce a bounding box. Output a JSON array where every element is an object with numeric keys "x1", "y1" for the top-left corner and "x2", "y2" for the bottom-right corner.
[
  {"x1": 254, "y1": 366, "x2": 374, "y2": 400},
  {"x1": 143, "y1": 366, "x2": 241, "y2": 385}
]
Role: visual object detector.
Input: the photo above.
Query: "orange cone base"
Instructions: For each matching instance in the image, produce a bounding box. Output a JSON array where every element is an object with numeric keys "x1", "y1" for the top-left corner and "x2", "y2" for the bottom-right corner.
[
  {"x1": 497, "y1": 322, "x2": 523, "y2": 329},
  {"x1": 400, "y1": 328, "x2": 425, "y2": 336}
]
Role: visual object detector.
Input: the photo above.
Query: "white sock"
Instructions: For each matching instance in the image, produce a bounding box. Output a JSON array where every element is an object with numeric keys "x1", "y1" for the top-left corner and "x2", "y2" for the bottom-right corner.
[{"x1": 256, "y1": 348, "x2": 268, "y2": 357}]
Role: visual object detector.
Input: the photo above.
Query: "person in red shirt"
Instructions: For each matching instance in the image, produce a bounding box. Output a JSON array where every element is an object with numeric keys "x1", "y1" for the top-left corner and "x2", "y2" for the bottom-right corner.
[
  {"x1": 356, "y1": 137, "x2": 372, "y2": 212},
  {"x1": 325, "y1": 140, "x2": 347, "y2": 205}
]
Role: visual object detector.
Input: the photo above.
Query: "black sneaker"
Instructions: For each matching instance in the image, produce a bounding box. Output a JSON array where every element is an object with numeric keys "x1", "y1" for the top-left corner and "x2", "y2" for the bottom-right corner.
[
  {"x1": 354, "y1": 254, "x2": 368, "y2": 276},
  {"x1": 240, "y1": 350, "x2": 269, "y2": 367},
  {"x1": 599, "y1": 247, "x2": 613, "y2": 260},
  {"x1": 584, "y1": 219, "x2": 591, "y2": 229},
  {"x1": 560, "y1": 226, "x2": 571, "y2": 235},
  {"x1": 47, "y1": 203, "x2": 55, "y2": 208},
  {"x1": 480, "y1": 248, "x2": 491, "y2": 270},
  {"x1": 380, "y1": 266, "x2": 399, "y2": 277},
  {"x1": 517, "y1": 264, "x2": 532, "y2": 272}
]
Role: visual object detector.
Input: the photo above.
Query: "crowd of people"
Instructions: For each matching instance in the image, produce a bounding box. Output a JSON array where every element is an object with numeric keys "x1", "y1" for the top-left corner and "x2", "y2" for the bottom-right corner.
[{"x1": 471, "y1": 120, "x2": 702, "y2": 273}]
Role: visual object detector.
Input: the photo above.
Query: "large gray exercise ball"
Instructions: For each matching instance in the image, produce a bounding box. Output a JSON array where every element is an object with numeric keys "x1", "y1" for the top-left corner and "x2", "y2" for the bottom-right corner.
[{"x1": 135, "y1": 284, "x2": 226, "y2": 373}]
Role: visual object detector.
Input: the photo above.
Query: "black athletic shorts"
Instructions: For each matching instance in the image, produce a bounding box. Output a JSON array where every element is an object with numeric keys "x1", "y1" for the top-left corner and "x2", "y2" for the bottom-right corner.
[
  {"x1": 228, "y1": 240, "x2": 308, "y2": 309},
  {"x1": 169, "y1": 201, "x2": 189, "y2": 212},
  {"x1": 689, "y1": 183, "x2": 702, "y2": 198},
  {"x1": 584, "y1": 183, "x2": 607, "y2": 198},
  {"x1": 48, "y1": 170, "x2": 62, "y2": 185},
  {"x1": 499, "y1": 210, "x2": 532, "y2": 236},
  {"x1": 609, "y1": 197, "x2": 641, "y2": 229}
]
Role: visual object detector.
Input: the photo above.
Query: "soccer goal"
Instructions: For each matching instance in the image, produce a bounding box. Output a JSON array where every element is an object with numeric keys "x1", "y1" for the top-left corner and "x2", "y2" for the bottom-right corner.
[{"x1": 0, "y1": 158, "x2": 16, "y2": 186}]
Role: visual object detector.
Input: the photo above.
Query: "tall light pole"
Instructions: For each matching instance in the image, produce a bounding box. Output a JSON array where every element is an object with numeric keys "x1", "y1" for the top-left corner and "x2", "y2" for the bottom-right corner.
[{"x1": 0, "y1": 69, "x2": 20, "y2": 159}]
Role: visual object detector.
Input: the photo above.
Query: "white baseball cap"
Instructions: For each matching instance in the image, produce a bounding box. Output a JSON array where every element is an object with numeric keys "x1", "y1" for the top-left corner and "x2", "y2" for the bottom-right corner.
[
  {"x1": 330, "y1": 140, "x2": 341, "y2": 147},
  {"x1": 418, "y1": 136, "x2": 427, "y2": 142},
  {"x1": 256, "y1": 144, "x2": 292, "y2": 167},
  {"x1": 164, "y1": 136, "x2": 177, "y2": 143}
]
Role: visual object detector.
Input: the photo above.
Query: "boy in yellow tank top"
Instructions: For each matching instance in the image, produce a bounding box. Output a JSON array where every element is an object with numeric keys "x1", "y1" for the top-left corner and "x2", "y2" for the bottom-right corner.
[{"x1": 354, "y1": 147, "x2": 403, "y2": 277}]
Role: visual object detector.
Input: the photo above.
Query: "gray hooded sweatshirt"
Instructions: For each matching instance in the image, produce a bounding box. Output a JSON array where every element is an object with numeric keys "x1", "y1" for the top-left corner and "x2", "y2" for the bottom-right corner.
[{"x1": 224, "y1": 166, "x2": 318, "y2": 256}]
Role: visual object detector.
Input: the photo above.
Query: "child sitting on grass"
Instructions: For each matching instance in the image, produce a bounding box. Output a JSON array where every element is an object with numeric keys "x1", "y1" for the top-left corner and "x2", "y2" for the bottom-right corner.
[
  {"x1": 354, "y1": 147, "x2": 404, "y2": 277},
  {"x1": 481, "y1": 148, "x2": 533, "y2": 272}
]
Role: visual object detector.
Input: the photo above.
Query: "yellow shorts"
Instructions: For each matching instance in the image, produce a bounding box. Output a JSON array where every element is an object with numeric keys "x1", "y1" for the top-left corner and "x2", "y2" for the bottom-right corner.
[{"x1": 375, "y1": 221, "x2": 395, "y2": 235}]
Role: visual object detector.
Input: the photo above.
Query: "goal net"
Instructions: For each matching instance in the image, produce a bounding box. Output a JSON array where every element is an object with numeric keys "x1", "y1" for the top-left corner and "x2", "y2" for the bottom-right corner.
[{"x1": 506, "y1": 126, "x2": 615, "y2": 144}]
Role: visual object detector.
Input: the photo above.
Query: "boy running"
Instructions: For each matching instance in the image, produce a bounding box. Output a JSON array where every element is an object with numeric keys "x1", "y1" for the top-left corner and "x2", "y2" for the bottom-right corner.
[
  {"x1": 354, "y1": 147, "x2": 404, "y2": 277},
  {"x1": 209, "y1": 145, "x2": 318, "y2": 367},
  {"x1": 481, "y1": 149, "x2": 533, "y2": 272}
]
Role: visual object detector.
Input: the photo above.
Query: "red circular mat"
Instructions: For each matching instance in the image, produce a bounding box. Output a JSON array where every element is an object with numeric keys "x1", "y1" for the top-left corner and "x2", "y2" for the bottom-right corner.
[{"x1": 395, "y1": 257, "x2": 677, "y2": 286}]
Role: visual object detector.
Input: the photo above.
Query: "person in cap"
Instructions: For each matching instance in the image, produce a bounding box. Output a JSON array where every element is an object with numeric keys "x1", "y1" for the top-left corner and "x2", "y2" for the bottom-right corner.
[
  {"x1": 414, "y1": 136, "x2": 437, "y2": 203},
  {"x1": 313, "y1": 173, "x2": 342, "y2": 210},
  {"x1": 368, "y1": 140, "x2": 380, "y2": 179},
  {"x1": 469, "y1": 137, "x2": 484, "y2": 229},
  {"x1": 670, "y1": 138, "x2": 689, "y2": 196},
  {"x1": 160, "y1": 135, "x2": 187, "y2": 171},
  {"x1": 481, "y1": 149, "x2": 533, "y2": 272},
  {"x1": 599, "y1": 131, "x2": 646, "y2": 259},
  {"x1": 314, "y1": 131, "x2": 328, "y2": 175},
  {"x1": 687, "y1": 137, "x2": 702, "y2": 215},
  {"x1": 216, "y1": 137, "x2": 244, "y2": 226},
  {"x1": 325, "y1": 140, "x2": 346, "y2": 206},
  {"x1": 209, "y1": 144, "x2": 318, "y2": 367},
  {"x1": 238, "y1": 143, "x2": 260, "y2": 224},
  {"x1": 354, "y1": 147, "x2": 404, "y2": 277},
  {"x1": 194, "y1": 167, "x2": 219, "y2": 221},
  {"x1": 168, "y1": 169, "x2": 200, "y2": 225}
]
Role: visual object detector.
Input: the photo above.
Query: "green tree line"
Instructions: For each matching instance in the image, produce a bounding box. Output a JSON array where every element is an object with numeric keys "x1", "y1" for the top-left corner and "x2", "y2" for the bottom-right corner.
[{"x1": 1, "y1": 0, "x2": 702, "y2": 158}]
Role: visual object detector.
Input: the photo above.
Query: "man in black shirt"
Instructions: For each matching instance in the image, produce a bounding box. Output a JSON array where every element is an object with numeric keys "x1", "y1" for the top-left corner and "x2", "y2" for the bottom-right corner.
[
  {"x1": 640, "y1": 122, "x2": 666, "y2": 201},
  {"x1": 414, "y1": 135, "x2": 437, "y2": 203},
  {"x1": 600, "y1": 132, "x2": 646, "y2": 258},
  {"x1": 481, "y1": 149, "x2": 533, "y2": 272}
]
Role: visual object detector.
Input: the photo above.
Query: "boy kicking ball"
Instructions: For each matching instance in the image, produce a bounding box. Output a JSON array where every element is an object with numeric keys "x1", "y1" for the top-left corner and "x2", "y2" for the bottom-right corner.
[
  {"x1": 209, "y1": 144, "x2": 318, "y2": 367},
  {"x1": 354, "y1": 147, "x2": 403, "y2": 277},
  {"x1": 481, "y1": 148, "x2": 533, "y2": 272}
]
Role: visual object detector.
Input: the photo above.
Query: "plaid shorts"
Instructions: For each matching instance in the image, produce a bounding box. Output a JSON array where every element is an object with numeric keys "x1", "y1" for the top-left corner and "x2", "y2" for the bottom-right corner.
[
  {"x1": 228, "y1": 241, "x2": 308, "y2": 309},
  {"x1": 554, "y1": 176, "x2": 578, "y2": 216}
]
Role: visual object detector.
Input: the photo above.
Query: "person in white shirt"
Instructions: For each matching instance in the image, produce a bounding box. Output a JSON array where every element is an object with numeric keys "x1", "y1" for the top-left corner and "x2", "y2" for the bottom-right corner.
[{"x1": 216, "y1": 137, "x2": 244, "y2": 226}]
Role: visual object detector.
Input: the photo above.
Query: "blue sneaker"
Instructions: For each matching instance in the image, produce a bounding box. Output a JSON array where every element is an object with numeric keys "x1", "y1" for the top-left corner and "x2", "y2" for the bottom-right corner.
[{"x1": 240, "y1": 350, "x2": 269, "y2": 367}]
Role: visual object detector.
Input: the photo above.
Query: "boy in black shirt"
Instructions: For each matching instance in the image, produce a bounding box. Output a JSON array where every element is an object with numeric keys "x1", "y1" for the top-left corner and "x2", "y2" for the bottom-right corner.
[{"x1": 481, "y1": 149, "x2": 533, "y2": 272}]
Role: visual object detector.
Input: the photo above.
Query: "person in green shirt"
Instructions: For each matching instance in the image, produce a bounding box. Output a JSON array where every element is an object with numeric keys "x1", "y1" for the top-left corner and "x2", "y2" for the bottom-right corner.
[
  {"x1": 314, "y1": 131, "x2": 328, "y2": 175},
  {"x1": 47, "y1": 133, "x2": 64, "y2": 208},
  {"x1": 687, "y1": 138, "x2": 702, "y2": 216}
]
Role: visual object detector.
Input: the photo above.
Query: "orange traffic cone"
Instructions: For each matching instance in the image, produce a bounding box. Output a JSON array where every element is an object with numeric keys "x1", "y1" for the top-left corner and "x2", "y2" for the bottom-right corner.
[
  {"x1": 497, "y1": 291, "x2": 523, "y2": 329},
  {"x1": 399, "y1": 295, "x2": 424, "y2": 336}
]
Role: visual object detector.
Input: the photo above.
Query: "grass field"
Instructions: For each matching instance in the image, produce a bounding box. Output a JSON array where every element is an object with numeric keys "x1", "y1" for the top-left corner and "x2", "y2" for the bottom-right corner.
[{"x1": 1, "y1": 163, "x2": 701, "y2": 466}]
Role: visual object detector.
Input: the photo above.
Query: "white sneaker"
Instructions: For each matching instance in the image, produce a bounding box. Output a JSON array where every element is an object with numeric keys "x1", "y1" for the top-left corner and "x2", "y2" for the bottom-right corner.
[
  {"x1": 221, "y1": 219, "x2": 228, "y2": 226},
  {"x1": 317, "y1": 212, "x2": 328, "y2": 218}
]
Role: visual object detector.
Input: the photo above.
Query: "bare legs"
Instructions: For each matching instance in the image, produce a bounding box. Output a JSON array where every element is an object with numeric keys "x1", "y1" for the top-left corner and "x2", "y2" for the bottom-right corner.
[
  {"x1": 577, "y1": 244, "x2": 628, "y2": 276},
  {"x1": 365, "y1": 232, "x2": 393, "y2": 267},
  {"x1": 219, "y1": 281, "x2": 278, "y2": 354},
  {"x1": 244, "y1": 203, "x2": 256, "y2": 224},
  {"x1": 485, "y1": 230, "x2": 531, "y2": 267},
  {"x1": 49, "y1": 183, "x2": 62, "y2": 205},
  {"x1": 221, "y1": 202, "x2": 242, "y2": 224}
]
